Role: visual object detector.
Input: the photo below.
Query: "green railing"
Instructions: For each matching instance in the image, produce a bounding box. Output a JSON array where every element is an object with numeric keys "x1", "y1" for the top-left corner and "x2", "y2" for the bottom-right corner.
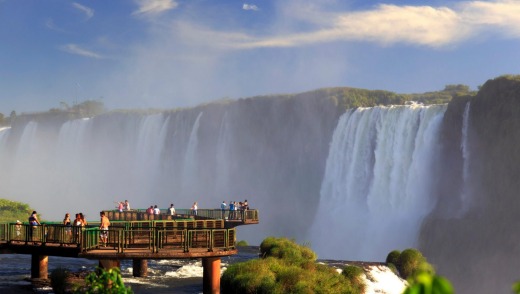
[
  {"x1": 106, "y1": 208, "x2": 259, "y2": 223},
  {"x1": 0, "y1": 221, "x2": 236, "y2": 254}
]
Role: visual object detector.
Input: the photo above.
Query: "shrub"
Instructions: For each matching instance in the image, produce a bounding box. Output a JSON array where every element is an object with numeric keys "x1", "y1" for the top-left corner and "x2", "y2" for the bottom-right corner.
[
  {"x1": 386, "y1": 250, "x2": 401, "y2": 265},
  {"x1": 74, "y1": 267, "x2": 132, "y2": 294},
  {"x1": 403, "y1": 270, "x2": 454, "y2": 294},
  {"x1": 397, "y1": 248, "x2": 429, "y2": 279},
  {"x1": 259, "y1": 237, "x2": 316, "y2": 263},
  {"x1": 51, "y1": 267, "x2": 69, "y2": 294},
  {"x1": 237, "y1": 240, "x2": 249, "y2": 246},
  {"x1": 342, "y1": 265, "x2": 365, "y2": 292},
  {"x1": 222, "y1": 237, "x2": 363, "y2": 294}
]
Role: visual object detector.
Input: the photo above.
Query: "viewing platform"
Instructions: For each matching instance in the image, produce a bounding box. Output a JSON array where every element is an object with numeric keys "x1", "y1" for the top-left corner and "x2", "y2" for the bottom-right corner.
[{"x1": 0, "y1": 208, "x2": 259, "y2": 294}]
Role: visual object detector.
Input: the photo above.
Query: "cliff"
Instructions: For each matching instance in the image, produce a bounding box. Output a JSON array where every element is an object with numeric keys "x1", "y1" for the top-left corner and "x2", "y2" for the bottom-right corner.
[{"x1": 420, "y1": 75, "x2": 520, "y2": 294}]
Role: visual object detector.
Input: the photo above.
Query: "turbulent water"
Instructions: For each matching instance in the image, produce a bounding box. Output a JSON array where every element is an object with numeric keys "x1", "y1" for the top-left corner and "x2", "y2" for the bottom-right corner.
[{"x1": 310, "y1": 104, "x2": 446, "y2": 261}]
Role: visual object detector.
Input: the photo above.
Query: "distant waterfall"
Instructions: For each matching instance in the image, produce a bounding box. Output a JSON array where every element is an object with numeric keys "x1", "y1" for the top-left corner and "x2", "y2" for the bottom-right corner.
[
  {"x1": 181, "y1": 112, "x2": 203, "y2": 198},
  {"x1": 459, "y1": 102, "x2": 472, "y2": 215},
  {"x1": 310, "y1": 104, "x2": 446, "y2": 261}
]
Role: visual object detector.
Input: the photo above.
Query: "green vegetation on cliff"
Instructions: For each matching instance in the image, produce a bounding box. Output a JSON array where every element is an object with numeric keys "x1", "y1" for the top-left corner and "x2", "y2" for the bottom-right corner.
[
  {"x1": 0, "y1": 199, "x2": 33, "y2": 222},
  {"x1": 221, "y1": 237, "x2": 365, "y2": 294}
]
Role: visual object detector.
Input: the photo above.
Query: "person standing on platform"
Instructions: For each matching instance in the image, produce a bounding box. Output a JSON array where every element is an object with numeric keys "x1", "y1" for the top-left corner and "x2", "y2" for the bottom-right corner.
[
  {"x1": 220, "y1": 201, "x2": 227, "y2": 219},
  {"x1": 99, "y1": 211, "x2": 110, "y2": 247},
  {"x1": 28, "y1": 211, "x2": 41, "y2": 242},
  {"x1": 168, "y1": 203, "x2": 176, "y2": 216},
  {"x1": 191, "y1": 202, "x2": 198, "y2": 216},
  {"x1": 153, "y1": 205, "x2": 160, "y2": 215},
  {"x1": 229, "y1": 201, "x2": 235, "y2": 220}
]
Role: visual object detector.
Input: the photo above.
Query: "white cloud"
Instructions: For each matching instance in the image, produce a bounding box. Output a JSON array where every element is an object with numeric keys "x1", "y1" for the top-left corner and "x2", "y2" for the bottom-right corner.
[
  {"x1": 243, "y1": 4, "x2": 259, "y2": 11},
  {"x1": 72, "y1": 2, "x2": 94, "y2": 20},
  {"x1": 132, "y1": 0, "x2": 178, "y2": 16},
  {"x1": 45, "y1": 18, "x2": 67, "y2": 33},
  {"x1": 164, "y1": 0, "x2": 520, "y2": 50},
  {"x1": 61, "y1": 44, "x2": 102, "y2": 59}
]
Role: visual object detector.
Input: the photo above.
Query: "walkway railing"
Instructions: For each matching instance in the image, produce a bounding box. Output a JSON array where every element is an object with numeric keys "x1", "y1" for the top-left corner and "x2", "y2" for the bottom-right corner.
[
  {"x1": 107, "y1": 209, "x2": 259, "y2": 223},
  {"x1": 0, "y1": 220, "x2": 237, "y2": 254}
]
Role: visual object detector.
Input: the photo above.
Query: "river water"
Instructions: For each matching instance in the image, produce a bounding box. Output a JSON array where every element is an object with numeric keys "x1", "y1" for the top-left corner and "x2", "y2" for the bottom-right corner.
[
  {"x1": 0, "y1": 247, "x2": 260, "y2": 294},
  {"x1": 0, "y1": 246, "x2": 406, "y2": 293}
]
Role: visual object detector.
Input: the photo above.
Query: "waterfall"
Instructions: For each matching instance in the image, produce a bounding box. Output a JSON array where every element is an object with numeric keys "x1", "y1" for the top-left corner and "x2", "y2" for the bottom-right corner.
[
  {"x1": 181, "y1": 112, "x2": 203, "y2": 198},
  {"x1": 310, "y1": 104, "x2": 446, "y2": 261},
  {"x1": 459, "y1": 102, "x2": 472, "y2": 215},
  {"x1": 215, "y1": 112, "x2": 231, "y2": 195}
]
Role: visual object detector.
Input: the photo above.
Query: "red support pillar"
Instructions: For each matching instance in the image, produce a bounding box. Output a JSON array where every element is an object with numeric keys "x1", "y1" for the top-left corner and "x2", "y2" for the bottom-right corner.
[
  {"x1": 202, "y1": 257, "x2": 221, "y2": 294},
  {"x1": 31, "y1": 254, "x2": 48, "y2": 279},
  {"x1": 132, "y1": 259, "x2": 148, "y2": 277}
]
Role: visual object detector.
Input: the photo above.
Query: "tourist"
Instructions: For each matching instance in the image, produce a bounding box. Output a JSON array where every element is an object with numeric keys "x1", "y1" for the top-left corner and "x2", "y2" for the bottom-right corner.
[
  {"x1": 15, "y1": 220, "x2": 22, "y2": 239},
  {"x1": 220, "y1": 201, "x2": 227, "y2": 219},
  {"x1": 229, "y1": 201, "x2": 235, "y2": 220},
  {"x1": 153, "y1": 205, "x2": 160, "y2": 215},
  {"x1": 117, "y1": 201, "x2": 124, "y2": 212},
  {"x1": 191, "y1": 202, "x2": 198, "y2": 216},
  {"x1": 168, "y1": 203, "x2": 176, "y2": 216},
  {"x1": 63, "y1": 213, "x2": 72, "y2": 242},
  {"x1": 124, "y1": 200, "x2": 131, "y2": 211},
  {"x1": 73, "y1": 213, "x2": 82, "y2": 243},
  {"x1": 147, "y1": 206, "x2": 154, "y2": 215},
  {"x1": 79, "y1": 213, "x2": 88, "y2": 226},
  {"x1": 28, "y1": 211, "x2": 41, "y2": 242},
  {"x1": 99, "y1": 211, "x2": 110, "y2": 247}
]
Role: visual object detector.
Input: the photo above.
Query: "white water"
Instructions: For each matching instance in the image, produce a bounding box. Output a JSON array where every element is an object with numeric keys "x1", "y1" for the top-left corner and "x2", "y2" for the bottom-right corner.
[
  {"x1": 459, "y1": 102, "x2": 472, "y2": 216},
  {"x1": 310, "y1": 104, "x2": 446, "y2": 261},
  {"x1": 0, "y1": 112, "x2": 205, "y2": 221}
]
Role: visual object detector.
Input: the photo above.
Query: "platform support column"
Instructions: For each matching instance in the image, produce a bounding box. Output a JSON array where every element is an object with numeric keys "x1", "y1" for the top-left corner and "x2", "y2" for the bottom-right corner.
[
  {"x1": 202, "y1": 257, "x2": 221, "y2": 294},
  {"x1": 132, "y1": 259, "x2": 148, "y2": 277},
  {"x1": 31, "y1": 254, "x2": 48, "y2": 279},
  {"x1": 98, "y1": 259, "x2": 121, "y2": 270}
]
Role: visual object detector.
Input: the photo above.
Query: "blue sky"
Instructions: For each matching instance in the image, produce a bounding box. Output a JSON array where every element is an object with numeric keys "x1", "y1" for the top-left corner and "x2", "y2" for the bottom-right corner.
[{"x1": 1, "y1": 0, "x2": 519, "y2": 114}]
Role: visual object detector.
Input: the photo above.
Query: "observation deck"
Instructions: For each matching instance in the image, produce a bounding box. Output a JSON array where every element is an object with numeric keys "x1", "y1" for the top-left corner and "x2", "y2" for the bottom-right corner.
[{"x1": 0, "y1": 208, "x2": 259, "y2": 294}]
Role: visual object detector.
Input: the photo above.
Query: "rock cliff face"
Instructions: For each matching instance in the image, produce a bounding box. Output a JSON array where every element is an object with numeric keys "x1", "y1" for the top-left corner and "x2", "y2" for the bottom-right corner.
[{"x1": 420, "y1": 76, "x2": 520, "y2": 294}]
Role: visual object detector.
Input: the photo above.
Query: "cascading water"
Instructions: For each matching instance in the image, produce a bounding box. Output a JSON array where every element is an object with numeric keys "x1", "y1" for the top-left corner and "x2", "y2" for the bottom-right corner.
[
  {"x1": 0, "y1": 112, "x2": 204, "y2": 221},
  {"x1": 309, "y1": 104, "x2": 447, "y2": 261},
  {"x1": 459, "y1": 102, "x2": 472, "y2": 216}
]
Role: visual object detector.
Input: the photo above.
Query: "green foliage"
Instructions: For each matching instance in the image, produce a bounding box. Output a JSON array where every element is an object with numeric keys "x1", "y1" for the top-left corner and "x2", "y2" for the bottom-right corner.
[
  {"x1": 75, "y1": 267, "x2": 132, "y2": 294},
  {"x1": 403, "y1": 270, "x2": 454, "y2": 294},
  {"x1": 341, "y1": 265, "x2": 365, "y2": 293},
  {"x1": 397, "y1": 249, "x2": 431, "y2": 279},
  {"x1": 259, "y1": 237, "x2": 316, "y2": 263},
  {"x1": 0, "y1": 199, "x2": 32, "y2": 222},
  {"x1": 386, "y1": 250, "x2": 401, "y2": 265},
  {"x1": 237, "y1": 240, "x2": 249, "y2": 246},
  {"x1": 51, "y1": 267, "x2": 70, "y2": 294},
  {"x1": 513, "y1": 280, "x2": 520, "y2": 294},
  {"x1": 222, "y1": 237, "x2": 364, "y2": 294}
]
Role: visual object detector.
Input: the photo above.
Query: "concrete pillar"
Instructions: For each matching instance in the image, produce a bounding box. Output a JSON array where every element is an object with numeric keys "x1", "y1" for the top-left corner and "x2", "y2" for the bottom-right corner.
[
  {"x1": 31, "y1": 254, "x2": 48, "y2": 279},
  {"x1": 98, "y1": 259, "x2": 121, "y2": 270},
  {"x1": 132, "y1": 259, "x2": 148, "y2": 277},
  {"x1": 202, "y1": 257, "x2": 221, "y2": 294}
]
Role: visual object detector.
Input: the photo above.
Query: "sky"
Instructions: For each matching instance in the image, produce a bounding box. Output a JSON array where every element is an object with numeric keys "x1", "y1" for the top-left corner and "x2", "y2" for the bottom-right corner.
[{"x1": 1, "y1": 0, "x2": 520, "y2": 115}]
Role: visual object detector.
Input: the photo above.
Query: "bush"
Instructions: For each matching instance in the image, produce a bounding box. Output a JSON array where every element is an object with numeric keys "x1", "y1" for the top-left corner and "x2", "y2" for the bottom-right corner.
[
  {"x1": 237, "y1": 240, "x2": 249, "y2": 246},
  {"x1": 386, "y1": 250, "x2": 401, "y2": 265},
  {"x1": 74, "y1": 267, "x2": 132, "y2": 294},
  {"x1": 222, "y1": 237, "x2": 364, "y2": 294},
  {"x1": 51, "y1": 267, "x2": 70, "y2": 294},
  {"x1": 341, "y1": 265, "x2": 365, "y2": 294},
  {"x1": 403, "y1": 270, "x2": 454, "y2": 294},
  {"x1": 259, "y1": 237, "x2": 316, "y2": 263},
  {"x1": 397, "y1": 248, "x2": 429, "y2": 279}
]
